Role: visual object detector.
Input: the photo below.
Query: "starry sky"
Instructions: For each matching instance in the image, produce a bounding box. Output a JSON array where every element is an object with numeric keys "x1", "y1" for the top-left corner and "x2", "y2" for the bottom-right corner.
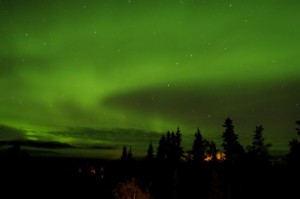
[{"x1": 0, "y1": 0, "x2": 300, "y2": 158}]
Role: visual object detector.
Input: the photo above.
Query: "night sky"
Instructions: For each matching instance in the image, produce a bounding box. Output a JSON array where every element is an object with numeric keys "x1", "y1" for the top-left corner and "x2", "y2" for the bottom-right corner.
[{"x1": 1, "y1": 0, "x2": 299, "y2": 158}]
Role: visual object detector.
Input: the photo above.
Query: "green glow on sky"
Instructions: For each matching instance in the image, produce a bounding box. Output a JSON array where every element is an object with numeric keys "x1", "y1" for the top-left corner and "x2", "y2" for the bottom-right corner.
[{"x1": 1, "y1": 0, "x2": 300, "y2": 158}]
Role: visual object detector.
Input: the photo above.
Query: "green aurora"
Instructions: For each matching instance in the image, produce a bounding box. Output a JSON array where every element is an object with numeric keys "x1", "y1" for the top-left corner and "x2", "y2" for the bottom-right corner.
[{"x1": 0, "y1": 0, "x2": 300, "y2": 158}]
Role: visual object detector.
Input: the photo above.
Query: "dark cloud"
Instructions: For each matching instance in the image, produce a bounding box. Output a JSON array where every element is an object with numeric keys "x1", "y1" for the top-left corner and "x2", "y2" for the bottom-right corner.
[
  {"x1": 102, "y1": 81, "x2": 300, "y2": 124},
  {"x1": 0, "y1": 140, "x2": 76, "y2": 149},
  {"x1": 101, "y1": 81, "x2": 300, "y2": 151},
  {"x1": 0, "y1": 125, "x2": 72, "y2": 149},
  {"x1": 0, "y1": 124, "x2": 25, "y2": 140},
  {"x1": 102, "y1": 84, "x2": 209, "y2": 122},
  {"x1": 49, "y1": 127, "x2": 161, "y2": 146},
  {"x1": 26, "y1": 150, "x2": 61, "y2": 156},
  {"x1": 86, "y1": 145, "x2": 117, "y2": 150}
]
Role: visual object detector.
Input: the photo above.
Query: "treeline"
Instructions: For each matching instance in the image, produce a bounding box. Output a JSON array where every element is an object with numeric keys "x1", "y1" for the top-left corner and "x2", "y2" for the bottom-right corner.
[
  {"x1": 115, "y1": 117, "x2": 300, "y2": 199},
  {"x1": 0, "y1": 117, "x2": 299, "y2": 198},
  {"x1": 121, "y1": 117, "x2": 300, "y2": 166}
]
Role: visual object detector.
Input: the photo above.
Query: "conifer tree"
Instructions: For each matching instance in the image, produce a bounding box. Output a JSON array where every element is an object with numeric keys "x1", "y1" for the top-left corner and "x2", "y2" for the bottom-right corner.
[
  {"x1": 247, "y1": 125, "x2": 271, "y2": 165},
  {"x1": 128, "y1": 146, "x2": 133, "y2": 160},
  {"x1": 146, "y1": 142, "x2": 154, "y2": 161},
  {"x1": 174, "y1": 127, "x2": 183, "y2": 161},
  {"x1": 191, "y1": 128, "x2": 207, "y2": 163},
  {"x1": 207, "y1": 141, "x2": 219, "y2": 163},
  {"x1": 121, "y1": 146, "x2": 127, "y2": 161},
  {"x1": 156, "y1": 135, "x2": 167, "y2": 160},
  {"x1": 156, "y1": 128, "x2": 183, "y2": 162},
  {"x1": 288, "y1": 120, "x2": 300, "y2": 165},
  {"x1": 221, "y1": 117, "x2": 244, "y2": 164}
]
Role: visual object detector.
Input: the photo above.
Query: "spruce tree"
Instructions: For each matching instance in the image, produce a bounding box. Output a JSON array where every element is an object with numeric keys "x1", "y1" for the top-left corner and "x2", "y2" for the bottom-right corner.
[
  {"x1": 128, "y1": 146, "x2": 133, "y2": 160},
  {"x1": 156, "y1": 128, "x2": 183, "y2": 162},
  {"x1": 121, "y1": 146, "x2": 127, "y2": 161},
  {"x1": 191, "y1": 128, "x2": 207, "y2": 163},
  {"x1": 175, "y1": 127, "x2": 183, "y2": 161},
  {"x1": 221, "y1": 117, "x2": 244, "y2": 164},
  {"x1": 288, "y1": 120, "x2": 300, "y2": 165},
  {"x1": 146, "y1": 142, "x2": 154, "y2": 161},
  {"x1": 296, "y1": 120, "x2": 300, "y2": 135},
  {"x1": 207, "y1": 141, "x2": 219, "y2": 163},
  {"x1": 247, "y1": 125, "x2": 271, "y2": 165},
  {"x1": 156, "y1": 135, "x2": 167, "y2": 160}
]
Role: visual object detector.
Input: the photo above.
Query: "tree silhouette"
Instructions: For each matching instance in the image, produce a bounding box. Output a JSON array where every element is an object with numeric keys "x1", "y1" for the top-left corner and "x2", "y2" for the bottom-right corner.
[
  {"x1": 156, "y1": 128, "x2": 183, "y2": 163},
  {"x1": 247, "y1": 125, "x2": 271, "y2": 165},
  {"x1": 166, "y1": 131, "x2": 173, "y2": 160},
  {"x1": 190, "y1": 128, "x2": 208, "y2": 163},
  {"x1": 221, "y1": 117, "x2": 244, "y2": 164},
  {"x1": 121, "y1": 146, "x2": 133, "y2": 161},
  {"x1": 121, "y1": 146, "x2": 127, "y2": 161},
  {"x1": 207, "y1": 141, "x2": 219, "y2": 163},
  {"x1": 145, "y1": 142, "x2": 154, "y2": 161},
  {"x1": 128, "y1": 146, "x2": 133, "y2": 161},
  {"x1": 296, "y1": 120, "x2": 300, "y2": 135},
  {"x1": 175, "y1": 127, "x2": 182, "y2": 149},
  {"x1": 288, "y1": 120, "x2": 300, "y2": 165},
  {"x1": 174, "y1": 127, "x2": 183, "y2": 162},
  {"x1": 288, "y1": 139, "x2": 300, "y2": 165},
  {"x1": 156, "y1": 135, "x2": 167, "y2": 160}
]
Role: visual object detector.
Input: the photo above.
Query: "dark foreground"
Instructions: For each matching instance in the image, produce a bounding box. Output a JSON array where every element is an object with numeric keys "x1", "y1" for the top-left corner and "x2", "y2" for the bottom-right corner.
[{"x1": 0, "y1": 155, "x2": 299, "y2": 199}]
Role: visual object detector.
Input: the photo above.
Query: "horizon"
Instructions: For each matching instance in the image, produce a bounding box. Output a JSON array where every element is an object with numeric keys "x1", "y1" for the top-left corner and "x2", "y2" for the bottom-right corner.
[
  {"x1": 0, "y1": 121, "x2": 293, "y2": 159},
  {"x1": 1, "y1": 0, "x2": 300, "y2": 158}
]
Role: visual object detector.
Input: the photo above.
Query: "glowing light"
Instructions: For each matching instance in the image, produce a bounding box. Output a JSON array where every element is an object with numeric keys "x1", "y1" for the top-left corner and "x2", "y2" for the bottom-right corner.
[{"x1": 204, "y1": 152, "x2": 225, "y2": 162}]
